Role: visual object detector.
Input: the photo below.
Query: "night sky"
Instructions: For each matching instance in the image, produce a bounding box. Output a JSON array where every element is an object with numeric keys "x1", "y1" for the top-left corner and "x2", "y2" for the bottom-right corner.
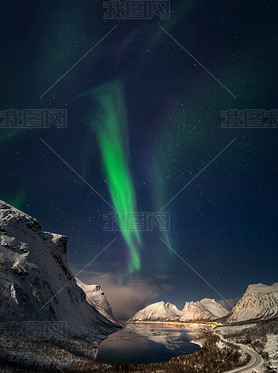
[{"x1": 1, "y1": 0, "x2": 278, "y2": 319}]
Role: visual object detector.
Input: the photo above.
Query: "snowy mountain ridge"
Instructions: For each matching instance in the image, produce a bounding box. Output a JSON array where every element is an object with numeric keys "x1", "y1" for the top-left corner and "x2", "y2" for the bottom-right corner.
[
  {"x1": 130, "y1": 301, "x2": 183, "y2": 322},
  {"x1": 76, "y1": 278, "x2": 120, "y2": 325},
  {"x1": 0, "y1": 199, "x2": 121, "y2": 341},
  {"x1": 130, "y1": 283, "x2": 278, "y2": 324},
  {"x1": 179, "y1": 298, "x2": 229, "y2": 322},
  {"x1": 130, "y1": 298, "x2": 228, "y2": 323},
  {"x1": 226, "y1": 282, "x2": 278, "y2": 323}
]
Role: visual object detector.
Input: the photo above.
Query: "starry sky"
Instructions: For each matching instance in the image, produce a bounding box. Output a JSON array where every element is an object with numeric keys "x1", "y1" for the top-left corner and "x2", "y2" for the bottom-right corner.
[{"x1": 1, "y1": 0, "x2": 278, "y2": 319}]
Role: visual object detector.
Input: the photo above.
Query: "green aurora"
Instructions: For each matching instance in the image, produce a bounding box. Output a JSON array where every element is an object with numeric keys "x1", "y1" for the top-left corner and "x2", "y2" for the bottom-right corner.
[{"x1": 92, "y1": 82, "x2": 142, "y2": 274}]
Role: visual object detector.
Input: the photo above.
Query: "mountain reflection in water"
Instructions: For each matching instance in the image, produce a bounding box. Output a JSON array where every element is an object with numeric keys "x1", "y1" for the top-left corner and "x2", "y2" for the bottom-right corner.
[{"x1": 98, "y1": 322, "x2": 201, "y2": 365}]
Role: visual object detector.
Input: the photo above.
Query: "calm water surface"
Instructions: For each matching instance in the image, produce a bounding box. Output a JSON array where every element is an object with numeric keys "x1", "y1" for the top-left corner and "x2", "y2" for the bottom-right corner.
[{"x1": 98, "y1": 322, "x2": 201, "y2": 365}]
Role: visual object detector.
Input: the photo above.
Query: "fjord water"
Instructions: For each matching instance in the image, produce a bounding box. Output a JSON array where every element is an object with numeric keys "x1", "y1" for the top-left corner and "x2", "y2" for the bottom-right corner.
[{"x1": 98, "y1": 322, "x2": 201, "y2": 365}]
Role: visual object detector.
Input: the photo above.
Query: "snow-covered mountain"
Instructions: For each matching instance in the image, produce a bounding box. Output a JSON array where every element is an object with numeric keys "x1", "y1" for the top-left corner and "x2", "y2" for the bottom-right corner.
[
  {"x1": 0, "y1": 200, "x2": 121, "y2": 341},
  {"x1": 130, "y1": 298, "x2": 229, "y2": 323},
  {"x1": 227, "y1": 283, "x2": 278, "y2": 323},
  {"x1": 130, "y1": 301, "x2": 183, "y2": 321},
  {"x1": 130, "y1": 283, "x2": 278, "y2": 324},
  {"x1": 76, "y1": 278, "x2": 119, "y2": 325},
  {"x1": 179, "y1": 298, "x2": 229, "y2": 322}
]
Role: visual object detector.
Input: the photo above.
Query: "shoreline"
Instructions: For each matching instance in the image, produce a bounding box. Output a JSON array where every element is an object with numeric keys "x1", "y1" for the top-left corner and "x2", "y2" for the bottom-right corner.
[{"x1": 128, "y1": 320, "x2": 218, "y2": 329}]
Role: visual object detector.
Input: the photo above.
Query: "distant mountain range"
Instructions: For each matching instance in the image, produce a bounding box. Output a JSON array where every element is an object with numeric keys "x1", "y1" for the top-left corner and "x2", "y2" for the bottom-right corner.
[
  {"x1": 0, "y1": 200, "x2": 121, "y2": 342},
  {"x1": 130, "y1": 283, "x2": 278, "y2": 324},
  {"x1": 130, "y1": 298, "x2": 229, "y2": 323}
]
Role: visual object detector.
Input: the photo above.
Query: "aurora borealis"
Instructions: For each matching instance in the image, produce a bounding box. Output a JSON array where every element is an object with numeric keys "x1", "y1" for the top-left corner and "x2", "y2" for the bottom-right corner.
[
  {"x1": 1, "y1": 0, "x2": 278, "y2": 315},
  {"x1": 92, "y1": 82, "x2": 142, "y2": 274}
]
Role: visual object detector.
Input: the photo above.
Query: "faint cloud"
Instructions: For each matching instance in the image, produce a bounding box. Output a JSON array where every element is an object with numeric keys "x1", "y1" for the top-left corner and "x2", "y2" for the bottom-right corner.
[
  {"x1": 160, "y1": 284, "x2": 175, "y2": 291},
  {"x1": 155, "y1": 274, "x2": 170, "y2": 280},
  {"x1": 74, "y1": 271, "x2": 160, "y2": 320}
]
